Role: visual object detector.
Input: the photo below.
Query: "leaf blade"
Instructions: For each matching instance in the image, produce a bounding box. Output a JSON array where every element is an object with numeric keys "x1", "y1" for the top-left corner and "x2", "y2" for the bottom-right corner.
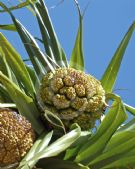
[
  {"x1": 70, "y1": 1, "x2": 84, "y2": 71},
  {"x1": 35, "y1": 0, "x2": 68, "y2": 67},
  {"x1": 0, "y1": 33, "x2": 35, "y2": 96},
  {"x1": 29, "y1": 126, "x2": 81, "y2": 162},
  {"x1": 0, "y1": 71, "x2": 44, "y2": 134},
  {"x1": 101, "y1": 21, "x2": 135, "y2": 93},
  {"x1": 0, "y1": 24, "x2": 16, "y2": 31},
  {"x1": 75, "y1": 99, "x2": 127, "y2": 165}
]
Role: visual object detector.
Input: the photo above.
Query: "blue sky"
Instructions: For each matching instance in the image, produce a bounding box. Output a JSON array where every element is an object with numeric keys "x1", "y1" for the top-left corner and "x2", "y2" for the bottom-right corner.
[{"x1": 0, "y1": 0, "x2": 135, "y2": 109}]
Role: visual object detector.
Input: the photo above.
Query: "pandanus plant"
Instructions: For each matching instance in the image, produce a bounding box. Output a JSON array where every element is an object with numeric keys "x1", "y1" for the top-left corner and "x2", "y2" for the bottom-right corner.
[{"x1": 0, "y1": 0, "x2": 135, "y2": 169}]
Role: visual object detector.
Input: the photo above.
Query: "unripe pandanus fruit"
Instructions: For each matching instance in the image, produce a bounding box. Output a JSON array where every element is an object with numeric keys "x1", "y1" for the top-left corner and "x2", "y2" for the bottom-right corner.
[{"x1": 38, "y1": 68, "x2": 106, "y2": 130}]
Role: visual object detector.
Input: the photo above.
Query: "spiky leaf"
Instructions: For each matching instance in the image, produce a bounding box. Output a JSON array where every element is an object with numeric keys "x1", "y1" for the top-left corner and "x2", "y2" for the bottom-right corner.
[
  {"x1": 70, "y1": 1, "x2": 84, "y2": 71},
  {"x1": 75, "y1": 98, "x2": 127, "y2": 165},
  {"x1": 0, "y1": 24, "x2": 16, "y2": 31},
  {"x1": 0, "y1": 33, "x2": 35, "y2": 96},
  {"x1": 101, "y1": 21, "x2": 135, "y2": 93},
  {"x1": 0, "y1": 71, "x2": 44, "y2": 134}
]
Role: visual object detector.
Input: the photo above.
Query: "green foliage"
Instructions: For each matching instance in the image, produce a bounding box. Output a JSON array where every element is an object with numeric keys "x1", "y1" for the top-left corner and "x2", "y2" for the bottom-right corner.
[
  {"x1": 75, "y1": 98, "x2": 127, "y2": 165},
  {"x1": 19, "y1": 127, "x2": 81, "y2": 168},
  {"x1": 34, "y1": 0, "x2": 68, "y2": 67},
  {"x1": 0, "y1": 71, "x2": 44, "y2": 134},
  {"x1": 37, "y1": 158, "x2": 89, "y2": 169},
  {"x1": 0, "y1": 24, "x2": 16, "y2": 31},
  {"x1": 70, "y1": 1, "x2": 84, "y2": 71},
  {"x1": 101, "y1": 21, "x2": 135, "y2": 93},
  {"x1": 0, "y1": 0, "x2": 36, "y2": 12},
  {"x1": 0, "y1": 33, "x2": 35, "y2": 96},
  {"x1": 0, "y1": 1, "x2": 135, "y2": 169}
]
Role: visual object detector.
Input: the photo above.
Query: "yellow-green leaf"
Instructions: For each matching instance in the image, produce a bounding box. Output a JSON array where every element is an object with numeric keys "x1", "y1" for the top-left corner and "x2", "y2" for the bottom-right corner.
[
  {"x1": 70, "y1": 1, "x2": 84, "y2": 71},
  {"x1": 29, "y1": 126, "x2": 81, "y2": 163},
  {"x1": 0, "y1": 24, "x2": 16, "y2": 31},
  {"x1": 0, "y1": 71, "x2": 44, "y2": 134},
  {"x1": 35, "y1": 0, "x2": 68, "y2": 67},
  {"x1": 124, "y1": 103, "x2": 135, "y2": 116},
  {"x1": 75, "y1": 99, "x2": 127, "y2": 165},
  {"x1": 0, "y1": 33, "x2": 35, "y2": 97},
  {"x1": 101, "y1": 21, "x2": 135, "y2": 93},
  {"x1": 0, "y1": 0, "x2": 36, "y2": 12}
]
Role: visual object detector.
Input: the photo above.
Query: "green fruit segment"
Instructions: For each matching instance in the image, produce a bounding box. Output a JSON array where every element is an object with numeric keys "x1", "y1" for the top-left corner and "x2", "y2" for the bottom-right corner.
[{"x1": 39, "y1": 68, "x2": 106, "y2": 130}]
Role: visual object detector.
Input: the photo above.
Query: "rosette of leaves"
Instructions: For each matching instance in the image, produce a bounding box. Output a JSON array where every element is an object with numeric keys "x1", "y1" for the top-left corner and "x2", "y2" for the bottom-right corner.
[{"x1": 0, "y1": 0, "x2": 135, "y2": 169}]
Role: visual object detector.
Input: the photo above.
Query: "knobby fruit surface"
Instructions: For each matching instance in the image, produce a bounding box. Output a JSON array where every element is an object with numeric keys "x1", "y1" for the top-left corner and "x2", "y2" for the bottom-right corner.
[
  {"x1": 0, "y1": 108, "x2": 35, "y2": 165},
  {"x1": 39, "y1": 68, "x2": 106, "y2": 130}
]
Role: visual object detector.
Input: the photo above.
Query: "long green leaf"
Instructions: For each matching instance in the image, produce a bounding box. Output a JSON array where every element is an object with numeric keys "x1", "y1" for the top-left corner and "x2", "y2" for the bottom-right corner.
[
  {"x1": 26, "y1": 65, "x2": 40, "y2": 89},
  {"x1": 0, "y1": 0, "x2": 36, "y2": 12},
  {"x1": 35, "y1": 131, "x2": 53, "y2": 153},
  {"x1": 64, "y1": 131, "x2": 91, "y2": 160},
  {"x1": 0, "y1": 84, "x2": 12, "y2": 103},
  {"x1": 31, "y1": 2, "x2": 55, "y2": 62},
  {"x1": 101, "y1": 21, "x2": 135, "y2": 93},
  {"x1": 0, "y1": 33, "x2": 35, "y2": 96},
  {"x1": 0, "y1": 52, "x2": 11, "y2": 78},
  {"x1": 14, "y1": 18, "x2": 54, "y2": 73},
  {"x1": 20, "y1": 131, "x2": 53, "y2": 168},
  {"x1": 0, "y1": 52, "x2": 20, "y2": 87},
  {"x1": 18, "y1": 164, "x2": 29, "y2": 169},
  {"x1": 0, "y1": 2, "x2": 54, "y2": 75},
  {"x1": 75, "y1": 99, "x2": 127, "y2": 165},
  {"x1": 20, "y1": 127, "x2": 81, "y2": 168},
  {"x1": 20, "y1": 135, "x2": 44, "y2": 165},
  {"x1": 12, "y1": 18, "x2": 54, "y2": 73},
  {"x1": 102, "y1": 156, "x2": 135, "y2": 169},
  {"x1": 117, "y1": 118, "x2": 135, "y2": 133},
  {"x1": 0, "y1": 71, "x2": 44, "y2": 134},
  {"x1": 0, "y1": 24, "x2": 16, "y2": 31},
  {"x1": 89, "y1": 130, "x2": 135, "y2": 168},
  {"x1": 124, "y1": 103, "x2": 135, "y2": 116},
  {"x1": 89, "y1": 118, "x2": 135, "y2": 168},
  {"x1": 107, "y1": 93, "x2": 135, "y2": 117},
  {"x1": 18, "y1": 0, "x2": 36, "y2": 16},
  {"x1": 105, "y1": 130, "x2": 135, "y2": 152},
  {"x1": 35, "y1": 0, "x2": 68, "y2": 67},
  {"x1": 28, "y1": 126, "x2": 81, "y2": 163},
  {"x1": 70, "y1": 1, "x2": 84, "y2": 71},
  {"x1": 37, "y1": 158, "x2": 89, "y2": 169}
]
